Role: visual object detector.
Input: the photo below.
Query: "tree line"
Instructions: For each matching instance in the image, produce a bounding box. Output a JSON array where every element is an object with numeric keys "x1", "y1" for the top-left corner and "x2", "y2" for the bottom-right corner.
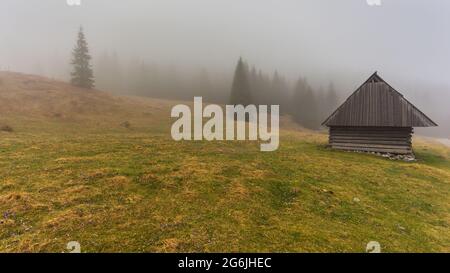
[
  {"x1": 229, "y1": 57, "x2": 340, "y2": 129},
  {"x1": 70, "y1": 27, "x2": 340, "y2": 129}
]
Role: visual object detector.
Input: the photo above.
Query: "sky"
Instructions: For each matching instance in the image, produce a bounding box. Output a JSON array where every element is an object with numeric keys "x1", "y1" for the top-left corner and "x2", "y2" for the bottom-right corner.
[{"x1": 1, "y1": 0, "x2": 449, "y2": 135}]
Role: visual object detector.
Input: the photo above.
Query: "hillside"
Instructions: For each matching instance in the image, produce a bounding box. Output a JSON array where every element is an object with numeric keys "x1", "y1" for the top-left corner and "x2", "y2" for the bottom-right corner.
[
  {"x1": 0, "y1": 72, "x2": 449, "y2": 252},
  {"x1": 0, "y1": 72, "x2": 176, "y2": 131}
]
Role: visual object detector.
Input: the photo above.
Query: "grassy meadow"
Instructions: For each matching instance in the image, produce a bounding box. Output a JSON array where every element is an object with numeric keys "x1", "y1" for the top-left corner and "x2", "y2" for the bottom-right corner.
[{"x1": 0, "y1": 72, "x2": 449, "y2": 252}]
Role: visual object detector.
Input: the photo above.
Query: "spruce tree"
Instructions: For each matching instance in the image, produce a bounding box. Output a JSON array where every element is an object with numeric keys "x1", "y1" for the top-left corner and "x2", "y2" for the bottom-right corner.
[
  {"x1": 229, "y1": 57, "x2": 252, "y2": 105},
  {"x1": 271, "y1": 71, "x2": 289, "y2": 113},
  {"x1": 194, "y1": 68, "x2": 213, "y2": 102},
  {"x1": 96, "y1": 51, "x2": 123, "y2": 93},
  {"x1": 292, "y1": 77, "x2": 319, "y2": 129},
  {"x1": 70, "y1": 27, "x2": 95, "y2": 89},
  {"x1": 326, "y1": 82, "x2": 339, "y2": 112},
  {"x1": 249, "y1": 66, "x2": 258, "y2": 104}
]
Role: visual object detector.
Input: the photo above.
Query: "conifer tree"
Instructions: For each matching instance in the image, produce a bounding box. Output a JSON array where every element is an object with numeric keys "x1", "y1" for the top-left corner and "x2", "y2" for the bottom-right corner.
[
  {"x1": 292, "y1": 77, "x2": 319, "y2": 129},
  {"x1": 96, "y1": 51, "x2": 123, "y2": 93},
  {"x1": 193, "y1": 68, "x2": 213, "y2": 102},
  {"x1": 271, "y1": 70, "x2": 290, "y2": 113},
  {"x1": 229, "y1": 57, "x2": 252, "y2": 105},
  {"x1": 70, "y1": 27, "x2": 95, "y2": 89},
  {"x1": 326, "y1": 82, "x2": 339, "y2": 112}
]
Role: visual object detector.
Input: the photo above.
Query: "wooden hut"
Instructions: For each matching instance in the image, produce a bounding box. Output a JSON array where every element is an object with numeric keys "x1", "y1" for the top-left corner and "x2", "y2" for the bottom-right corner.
[{"x1": 322, "y1": 72, "x2": 437, "y2": 155}]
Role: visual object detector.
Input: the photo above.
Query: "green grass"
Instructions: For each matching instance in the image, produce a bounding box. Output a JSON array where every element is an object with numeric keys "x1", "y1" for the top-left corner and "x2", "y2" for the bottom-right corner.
[{"x1": 0, "y1": 113, "x2": 449, "y2": 252}]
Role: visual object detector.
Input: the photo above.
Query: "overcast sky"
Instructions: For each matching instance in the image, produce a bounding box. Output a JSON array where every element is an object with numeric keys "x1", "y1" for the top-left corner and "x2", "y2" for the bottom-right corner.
[
  {"x1": 1, "y1": 0, "x2": 449, "y2": 81},
  {"x1": 1, "y1": 0, "x2": 449, "y2": 135}
]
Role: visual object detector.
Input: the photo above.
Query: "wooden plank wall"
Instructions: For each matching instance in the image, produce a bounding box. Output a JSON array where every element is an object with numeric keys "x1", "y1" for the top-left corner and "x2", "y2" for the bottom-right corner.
[{"x1": 329, "y1": 126, "x2": 413, "y2": 154}]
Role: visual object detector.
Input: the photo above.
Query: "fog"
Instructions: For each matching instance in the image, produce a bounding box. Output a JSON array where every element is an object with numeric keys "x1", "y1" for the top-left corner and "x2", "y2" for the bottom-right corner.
[{"x1": 1, "y1": 0, "x2": 449, "y2": 136}]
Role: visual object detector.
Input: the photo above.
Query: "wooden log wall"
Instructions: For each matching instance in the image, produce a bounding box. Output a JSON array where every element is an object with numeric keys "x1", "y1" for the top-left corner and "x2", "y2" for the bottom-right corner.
[{"x1": 329, "y1": 126, "x2": 413, "y2": 154}]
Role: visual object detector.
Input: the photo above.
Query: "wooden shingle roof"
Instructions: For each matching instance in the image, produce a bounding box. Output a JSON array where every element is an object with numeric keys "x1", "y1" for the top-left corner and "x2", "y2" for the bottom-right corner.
[{"x1": 322, "y1": 72, "x2": 437, "y2": 127}]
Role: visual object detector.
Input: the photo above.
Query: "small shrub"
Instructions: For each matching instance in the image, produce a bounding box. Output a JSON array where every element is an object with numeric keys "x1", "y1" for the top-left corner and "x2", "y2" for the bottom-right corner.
[
  {"x1": 120, "y1": 121, "x2": 131, "y2": 129},
  {"x1": 0, "y1": 125, "x2": 13, "y2": 132}
]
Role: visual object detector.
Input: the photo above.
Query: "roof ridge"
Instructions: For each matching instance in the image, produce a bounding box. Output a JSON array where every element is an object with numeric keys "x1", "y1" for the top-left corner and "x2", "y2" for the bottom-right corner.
[
  {"x1": 322, "y1": 71, "x2": 377, "y2": 126},
  {"x1": 321, "y1": 72, "x2": 437, "y2": 127}
]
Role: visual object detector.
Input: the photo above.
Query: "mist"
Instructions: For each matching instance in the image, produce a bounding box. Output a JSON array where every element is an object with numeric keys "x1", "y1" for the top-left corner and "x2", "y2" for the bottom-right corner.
[{"x1": 1, "y1": 0, "x2": 449, "y2": 137}]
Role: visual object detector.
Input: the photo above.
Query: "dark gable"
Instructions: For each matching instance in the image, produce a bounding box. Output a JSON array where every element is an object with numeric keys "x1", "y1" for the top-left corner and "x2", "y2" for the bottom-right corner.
[{"x1": 322, "y1": 72, "x2": 437, "y2": 128}]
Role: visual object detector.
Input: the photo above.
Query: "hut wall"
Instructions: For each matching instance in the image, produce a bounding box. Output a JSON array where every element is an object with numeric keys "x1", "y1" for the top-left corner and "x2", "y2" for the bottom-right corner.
[{"x1": 329, "y1": 126, "x2": 413, "y2": 154}]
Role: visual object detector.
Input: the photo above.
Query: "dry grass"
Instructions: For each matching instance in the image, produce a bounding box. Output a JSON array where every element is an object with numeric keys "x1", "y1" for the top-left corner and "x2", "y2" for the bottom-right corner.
[{"x1": 0, "y1": 72, "x2": 449, "y2": 252}]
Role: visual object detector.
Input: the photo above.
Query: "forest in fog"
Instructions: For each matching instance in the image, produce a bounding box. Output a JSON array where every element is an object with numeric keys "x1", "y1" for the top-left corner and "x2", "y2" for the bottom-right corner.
[
  {"x1": 1, "y1": 0, "x2": 449, "y2": 136},
  {"x1": 94, "y1": 52, "x2": 340, "y2": 129}
]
